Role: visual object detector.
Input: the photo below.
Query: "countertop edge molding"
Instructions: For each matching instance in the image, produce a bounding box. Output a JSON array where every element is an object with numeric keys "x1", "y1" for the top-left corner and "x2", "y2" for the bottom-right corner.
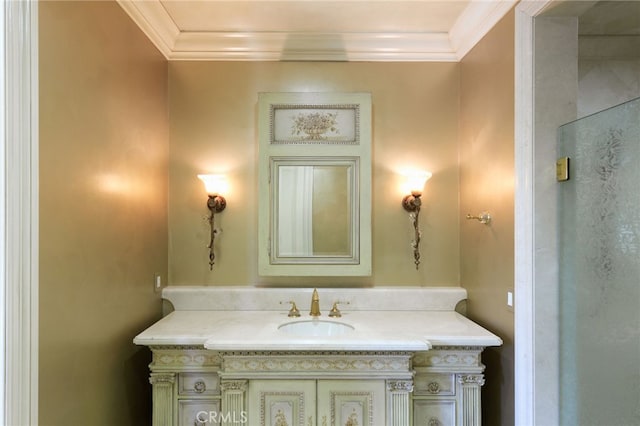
[{"x1": 162, "y1": 286, "x2": 467, "y2": 311}]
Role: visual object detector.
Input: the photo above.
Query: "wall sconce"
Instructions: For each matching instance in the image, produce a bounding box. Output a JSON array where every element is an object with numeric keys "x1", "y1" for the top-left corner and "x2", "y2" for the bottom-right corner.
[
  {"x1": 401, "y1": 171, "x2": 432, "y2": 269},
  {"x1": 197, "y1": 174, "x2": 228, "y2": 270}
]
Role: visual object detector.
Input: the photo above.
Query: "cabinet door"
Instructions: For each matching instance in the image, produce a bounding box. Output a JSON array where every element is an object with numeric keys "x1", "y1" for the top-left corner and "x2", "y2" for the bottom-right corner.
[
  {"x1": 178, "y1": 399, "x2": 221, "y2": 426},
  {"x1": 248, "y1": 379, "x2": 316, "y2": 426},
  {"x1": 413, "y1": 399, "x2": 456, "y2": 426},
  {"x1": 317, "y1": 380, "x2": 385, "y2": 426}
]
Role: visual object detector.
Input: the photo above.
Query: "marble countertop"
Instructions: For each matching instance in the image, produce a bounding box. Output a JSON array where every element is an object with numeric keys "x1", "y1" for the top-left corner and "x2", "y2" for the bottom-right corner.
[{"x1": 133, "y1": 309, "x2": 503, "y2": 351}]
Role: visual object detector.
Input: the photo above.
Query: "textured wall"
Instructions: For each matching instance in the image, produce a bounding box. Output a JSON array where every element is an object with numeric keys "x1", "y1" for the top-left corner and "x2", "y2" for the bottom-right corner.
[
  {"x1": 168, "y1": 61, "x2": 461, "y2": 286},
  {"x1": 578, "y1": 36, "x2": 640, "y2": 117},
  {"x1": 39, "y1": 1, "x2": 169, "y2": 424},
  {"x1": 459, "y1": 9, "x2": 515, "y2": 426}
]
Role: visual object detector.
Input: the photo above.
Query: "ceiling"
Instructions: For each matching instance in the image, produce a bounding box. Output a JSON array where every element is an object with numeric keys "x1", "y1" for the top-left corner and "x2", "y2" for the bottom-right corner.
[{"x1": 116, "y1": 0, "x2": 517, "y2": 61}]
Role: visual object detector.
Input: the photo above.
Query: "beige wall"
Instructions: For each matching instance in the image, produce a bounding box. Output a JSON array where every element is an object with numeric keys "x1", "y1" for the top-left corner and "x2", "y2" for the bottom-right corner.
[
  {"x1": 38, "y1": 1, "x2": 516, "y2": 423},
  {"x1": 39, "y1": 1, "x2": 168, "y2": 425},
  {"x1": 168, "y1": 62, "x2": 461, "y2": 286},
  {"x1": 460, "y1": 9, "x2": 515, "y2": 426}
]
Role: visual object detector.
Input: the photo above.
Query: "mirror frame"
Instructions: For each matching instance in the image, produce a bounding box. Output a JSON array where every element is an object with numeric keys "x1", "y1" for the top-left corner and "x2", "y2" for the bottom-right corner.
[
  {"x1": 270, "y1": 156, "x2": 359, "y2": 263},
  {"x1": 258, "y1": 92, "x2": 372, "y2": 276}
]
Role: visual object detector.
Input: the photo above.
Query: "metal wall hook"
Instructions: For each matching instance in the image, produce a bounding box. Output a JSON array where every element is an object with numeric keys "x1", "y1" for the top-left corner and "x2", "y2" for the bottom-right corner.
[{"x1": 466, "y1": 212, "x2": 492, "y2": 225}]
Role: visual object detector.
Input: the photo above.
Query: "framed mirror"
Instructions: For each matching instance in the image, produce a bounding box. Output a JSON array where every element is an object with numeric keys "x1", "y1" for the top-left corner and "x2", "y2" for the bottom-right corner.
[
  {"x1": 258, "y1": 92, "x2": 371, "y2": 276},
  {"x1": 271, "y1": 157, "x2": 359, "y2": 262}
]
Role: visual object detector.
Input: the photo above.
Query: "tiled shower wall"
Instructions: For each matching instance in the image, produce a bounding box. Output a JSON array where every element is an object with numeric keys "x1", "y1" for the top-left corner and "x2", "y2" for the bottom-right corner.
[{"x1": 578, "y1": 35, "x2": 640, "y2": 117}]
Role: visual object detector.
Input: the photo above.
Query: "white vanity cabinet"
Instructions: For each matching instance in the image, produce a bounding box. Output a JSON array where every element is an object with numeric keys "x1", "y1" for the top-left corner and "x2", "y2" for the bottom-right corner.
[
  {"x1": 145, "y1": 346, "x2": 490, "y2": 426},
  {"x1": 135, "y1": 288, "x2": 503, "y2": 426},
  {"x1": 146, "y1": 347, "x2": 413, "y2": 426}
]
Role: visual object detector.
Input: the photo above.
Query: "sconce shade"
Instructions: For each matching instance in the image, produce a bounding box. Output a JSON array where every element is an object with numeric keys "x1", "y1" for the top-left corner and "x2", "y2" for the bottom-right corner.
[
  {"x1": 403, "y1": 171, "x2": 432, "y2": 196},
  {"x1": 198, "y1": 174, "x2": 228, "y2": 196}
]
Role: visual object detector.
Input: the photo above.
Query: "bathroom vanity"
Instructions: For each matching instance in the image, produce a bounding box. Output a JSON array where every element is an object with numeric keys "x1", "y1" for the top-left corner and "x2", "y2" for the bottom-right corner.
[{"x1": 134, "y1": 287, "x2": 502, "y2": 426}]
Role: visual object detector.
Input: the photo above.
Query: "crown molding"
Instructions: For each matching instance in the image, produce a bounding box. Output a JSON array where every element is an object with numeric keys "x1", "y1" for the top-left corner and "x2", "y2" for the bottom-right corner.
[
  {"x1": 117, "y1": 0, "x2": 516, "y2": 62},
  {"x1": 449, "y1": 0, "x2": 518, "y2": 60},
  {"x1": 171, "y1": 31, "x2": 458, "y2": 62},
  {"x1": 117, "y1": 0, "x2": 179, "y2": 58}
]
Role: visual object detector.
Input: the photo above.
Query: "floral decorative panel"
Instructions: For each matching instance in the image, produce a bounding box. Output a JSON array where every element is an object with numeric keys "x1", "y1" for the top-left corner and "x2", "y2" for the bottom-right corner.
[
  {"x1": 340, "y1": 402, "x2": 364, "y2": 426},
  {"x1": 271, "y1": 105, "x2": 359, "y2": 145}
]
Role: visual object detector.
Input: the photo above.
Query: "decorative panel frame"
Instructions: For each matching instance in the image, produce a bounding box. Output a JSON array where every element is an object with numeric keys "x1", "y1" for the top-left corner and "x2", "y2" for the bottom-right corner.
[
  {"x1": 249, "y1": 379, "x2": 316, "y2": 426},
  {"x1": 179, "y1": 399, "x2": 222, "y2": 426},
  {"x1": 270, "y1": 103, "x2": 360, "y2": 145},
  {"x1": 258, "y1": 92, "x2": 372, "y2": 277},
  {"x1": 317, "y1": 380, "x2": 385, "y2": 426},
  {"x1": 413, "y1": 399, "x2": 456, "y2": 426}
]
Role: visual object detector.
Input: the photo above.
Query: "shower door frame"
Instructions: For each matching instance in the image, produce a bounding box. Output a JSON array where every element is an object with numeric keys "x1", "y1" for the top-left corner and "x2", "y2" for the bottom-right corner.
[{"x1": 514, "y1": 1, "x2": 572, "y2": 426}]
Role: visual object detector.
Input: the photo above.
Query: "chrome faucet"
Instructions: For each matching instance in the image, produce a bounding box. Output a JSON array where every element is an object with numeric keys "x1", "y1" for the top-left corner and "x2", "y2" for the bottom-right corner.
[{"x1": 309, "y1": 288, "x2": 321, "y2": 317}]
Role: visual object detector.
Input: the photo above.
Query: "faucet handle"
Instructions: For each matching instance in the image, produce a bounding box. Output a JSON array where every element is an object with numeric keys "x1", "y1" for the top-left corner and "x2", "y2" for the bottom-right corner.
[
  {"x1": 280, "y1": 300, "x2": 301, "y2": 317},
  {"x1": 328, "y1": 301, "x2": 350, "y2": 318}
]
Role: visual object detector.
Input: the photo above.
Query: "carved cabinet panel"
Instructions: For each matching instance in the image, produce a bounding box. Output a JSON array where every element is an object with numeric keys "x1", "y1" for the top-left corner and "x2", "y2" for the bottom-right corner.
[
  {"x1": 178, "y1": 399, "x2": 221, "y2": 426},
  {"x1": 248, "y1": 380, "x2": 316, "y2": 426},
  {"x1": 248, "y1": 379, "x2": 386, "y2": 426},
  {"x1": 317, "y1": 380, "x2": 385, "y2": 426},
  {"x1": 413, "y1": 399, "x2": 456, "y2": 426}
]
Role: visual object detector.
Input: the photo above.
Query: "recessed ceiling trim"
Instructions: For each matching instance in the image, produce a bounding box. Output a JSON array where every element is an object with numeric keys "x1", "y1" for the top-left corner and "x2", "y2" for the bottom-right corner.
[
  {"x1": 171, "y1": 31, "x2": 458, "y2": 62},
  {"x1": 168, "y1": 50, "x2": 459, "y2": 62},
  {"x1": 450, "y1": 0, "x2": 518, "y2": 60},
  {"x1": 117, "y1": 0, "x2": 517, "y2": 62}
]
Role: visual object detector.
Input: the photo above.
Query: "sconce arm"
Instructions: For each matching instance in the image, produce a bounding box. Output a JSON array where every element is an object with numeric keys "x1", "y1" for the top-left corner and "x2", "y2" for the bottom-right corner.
[
  {"x1": 409, "y1": 208, "x2": 421, "y2": 269},
  {"x1": 402, "y1": 194, "x2": 422, "y2": 270},
  {"x1": 205, "y1": 195, "x2": 227, "y2": 270}
]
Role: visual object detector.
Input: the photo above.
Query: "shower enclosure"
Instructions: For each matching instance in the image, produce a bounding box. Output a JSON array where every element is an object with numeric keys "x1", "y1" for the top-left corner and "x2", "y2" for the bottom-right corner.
[{"x1": 558, "y1": 97, "x2": 640, "y2": 425}]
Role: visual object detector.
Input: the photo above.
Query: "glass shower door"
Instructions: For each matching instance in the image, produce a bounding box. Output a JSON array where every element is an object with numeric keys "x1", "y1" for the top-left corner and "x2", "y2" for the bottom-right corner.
[{"x1": 558, "y1": 97, "x2": 640, "y2": 426}]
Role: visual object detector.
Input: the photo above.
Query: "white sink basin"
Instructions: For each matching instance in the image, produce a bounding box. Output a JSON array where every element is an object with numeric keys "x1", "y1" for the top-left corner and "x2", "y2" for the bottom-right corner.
[{"x1": 278, "y1": 320, "x2": 355, "y2": 337}]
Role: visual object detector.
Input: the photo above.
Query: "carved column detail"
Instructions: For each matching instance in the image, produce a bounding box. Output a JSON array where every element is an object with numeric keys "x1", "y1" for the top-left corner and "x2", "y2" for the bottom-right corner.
[
  {"x1": 386, "y1": 380, "x2": 413, "y2": 426},
  {"x1": 221, "y1": 380, "x2": 248, "y2": 426},
  {"x1": 149, "y1": 372, "x2": 175, "y2": 426},
  {"x1": 457, "y1": 374, "x2": 485, "y2": 426}
]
